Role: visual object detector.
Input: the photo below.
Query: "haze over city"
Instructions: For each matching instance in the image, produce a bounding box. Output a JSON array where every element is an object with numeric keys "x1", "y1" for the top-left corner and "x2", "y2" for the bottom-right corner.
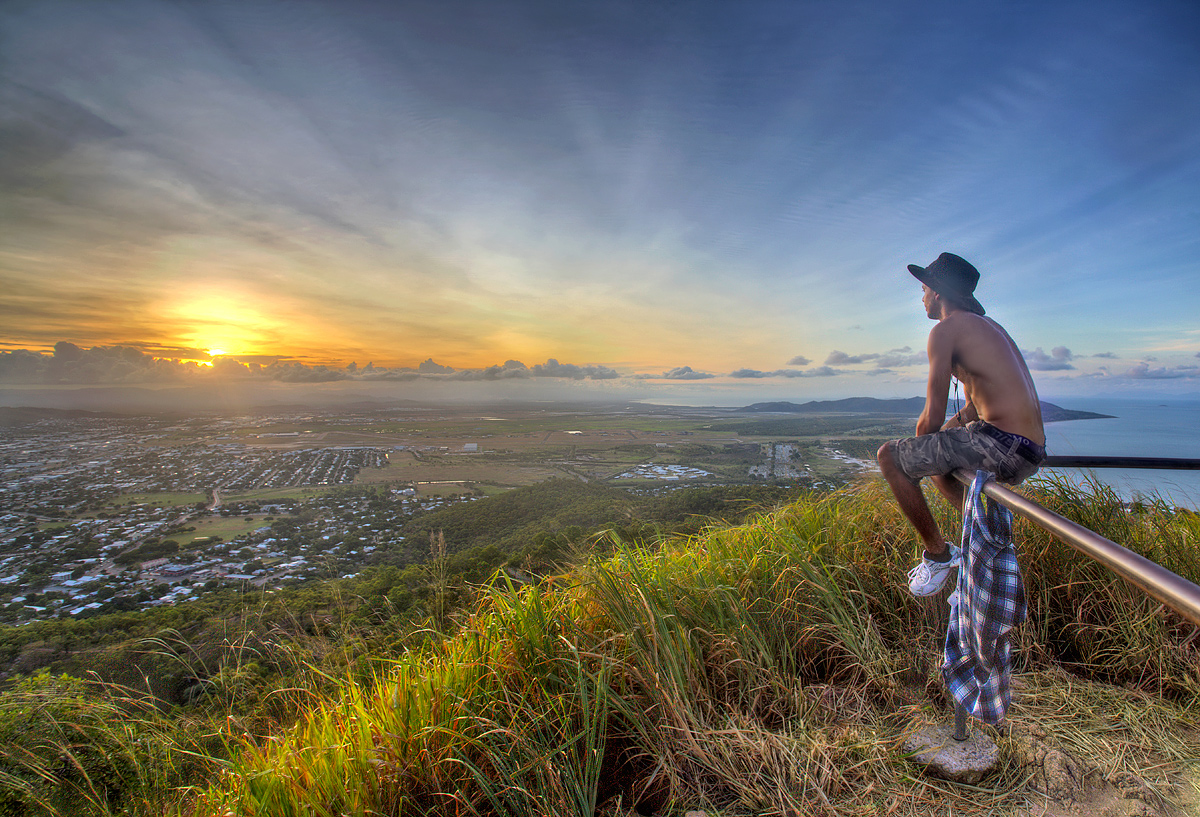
[{"x1": 2, "y1": 0, "x2": 1199, "y2": 409}]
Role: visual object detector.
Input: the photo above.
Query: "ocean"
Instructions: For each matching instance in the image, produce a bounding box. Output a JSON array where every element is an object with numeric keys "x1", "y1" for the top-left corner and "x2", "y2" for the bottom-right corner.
[{"x1": 1039, "y1": 398, "x2": 1200, "y2": 510}]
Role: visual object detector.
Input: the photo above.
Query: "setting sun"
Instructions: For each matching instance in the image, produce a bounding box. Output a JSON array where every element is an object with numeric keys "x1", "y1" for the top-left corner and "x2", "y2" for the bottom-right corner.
[{"x1": 163, "y1": 286, "x2": 286, "y2": 362}]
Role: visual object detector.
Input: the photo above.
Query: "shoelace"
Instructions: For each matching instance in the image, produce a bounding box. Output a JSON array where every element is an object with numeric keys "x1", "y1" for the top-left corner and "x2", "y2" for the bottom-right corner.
[
  {"x1": 907, "y1": 561, "x2": 932, "y2": 582},
  {"x1": 907, "y1": 557, "x2": 954, "y2": 582}
]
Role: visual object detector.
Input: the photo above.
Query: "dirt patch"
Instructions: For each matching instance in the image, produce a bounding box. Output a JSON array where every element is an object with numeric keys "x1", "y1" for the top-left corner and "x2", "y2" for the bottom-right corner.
[
  {"x1": 1021, "y1": 772, "x2": 1198, "y2": 817},
  {"x1": 1022, "y1": 785, "x2": 1158, "y2": 817},
  {"x1": 1011, "y1": 728, "x2": 1197, "y2": 817}
]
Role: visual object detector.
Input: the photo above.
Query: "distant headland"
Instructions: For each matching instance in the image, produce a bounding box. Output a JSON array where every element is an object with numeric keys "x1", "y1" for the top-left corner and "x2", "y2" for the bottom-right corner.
[{"x1": 741, "y1": 397, "x2": 1115, "y2": 423}]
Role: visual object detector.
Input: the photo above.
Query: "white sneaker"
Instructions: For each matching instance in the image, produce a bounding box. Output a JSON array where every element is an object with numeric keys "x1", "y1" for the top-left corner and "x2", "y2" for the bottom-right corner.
[{"x1": 907, "y1": 547, "x2": 960, "y2": 597}]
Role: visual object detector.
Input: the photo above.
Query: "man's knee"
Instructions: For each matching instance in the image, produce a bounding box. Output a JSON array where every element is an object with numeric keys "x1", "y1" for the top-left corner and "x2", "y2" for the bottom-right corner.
[{"x1": 877, "y1": 441, "x2": 914, "y2": 482}]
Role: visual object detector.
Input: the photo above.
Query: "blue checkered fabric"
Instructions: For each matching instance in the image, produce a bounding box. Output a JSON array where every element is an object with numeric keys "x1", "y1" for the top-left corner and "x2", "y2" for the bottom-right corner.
[{"x1": 943, "y1": 470, "x2": 1026, "y2": 725}]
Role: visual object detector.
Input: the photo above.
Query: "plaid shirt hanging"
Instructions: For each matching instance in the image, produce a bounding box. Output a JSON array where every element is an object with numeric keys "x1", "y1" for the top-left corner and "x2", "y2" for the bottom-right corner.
[{"x1": 944, "y1": 470, "x2": 1026, "y2": 725}]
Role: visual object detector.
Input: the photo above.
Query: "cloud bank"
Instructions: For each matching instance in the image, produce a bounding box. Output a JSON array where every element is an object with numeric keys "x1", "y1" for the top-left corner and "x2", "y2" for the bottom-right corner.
[
  {"x1": 5, "y1": 342, "x2": 1197, "y2": 395},
  {"x1": 1120, "y1": 362, "x2": 1200, "y2": 380},
  {"x1": 0, "y1": 344, "x2": 619, "y2": 386}
]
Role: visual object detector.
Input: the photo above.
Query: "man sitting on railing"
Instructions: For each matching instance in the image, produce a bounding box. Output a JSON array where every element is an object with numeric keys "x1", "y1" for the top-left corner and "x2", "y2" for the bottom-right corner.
[{"x1": 876, "y1": 252, "x2": 1047, "y2": 597}]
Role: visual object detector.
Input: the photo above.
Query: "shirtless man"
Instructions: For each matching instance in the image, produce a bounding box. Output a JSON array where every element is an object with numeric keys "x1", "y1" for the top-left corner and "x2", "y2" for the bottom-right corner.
[{"x1": 876, "y1": 253, "x2": 1046, "y2": 596}]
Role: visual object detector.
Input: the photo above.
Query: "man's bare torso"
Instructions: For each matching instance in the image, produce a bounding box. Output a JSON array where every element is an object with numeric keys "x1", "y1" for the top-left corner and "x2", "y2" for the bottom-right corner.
[{"x1": 938, "y1": 312, "x2": 1045, "y2": 445}]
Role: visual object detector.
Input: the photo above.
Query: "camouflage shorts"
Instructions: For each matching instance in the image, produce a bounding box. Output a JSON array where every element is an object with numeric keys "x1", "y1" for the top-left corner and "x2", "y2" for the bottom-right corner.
[{"x1": 890, "y1": 421, "x2": 1044, "y2": 485}]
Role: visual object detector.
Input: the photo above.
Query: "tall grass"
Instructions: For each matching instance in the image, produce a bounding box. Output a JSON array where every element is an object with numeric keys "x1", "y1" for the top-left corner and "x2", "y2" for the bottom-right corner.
[
  {"x1": 4, "y1": 475, "x2": 1198, "y2": 816},
  {"x1": 0, "y1": 672, "x2": 209, "y2": 816}
]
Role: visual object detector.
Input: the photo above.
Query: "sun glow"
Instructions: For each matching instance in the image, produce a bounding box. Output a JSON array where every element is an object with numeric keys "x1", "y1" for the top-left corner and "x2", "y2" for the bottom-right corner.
[{"x1": 166, "y1": 286, "x2": 285, "y2": 362}]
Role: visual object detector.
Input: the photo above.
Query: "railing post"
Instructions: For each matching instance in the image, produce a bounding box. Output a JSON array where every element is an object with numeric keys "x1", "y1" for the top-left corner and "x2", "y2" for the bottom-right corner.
[{"x1": 953, "y1": 701, "x2": 968, "y2": 741}]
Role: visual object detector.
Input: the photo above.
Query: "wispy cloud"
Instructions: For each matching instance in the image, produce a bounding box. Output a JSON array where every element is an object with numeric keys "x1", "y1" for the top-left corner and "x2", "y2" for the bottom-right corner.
[
  {"x1": 1023, "y1": 347, "x2": 1075, "y2": 371},
  {"x1": 824, "y1": 347, "x2": 924, "y2": 368},
  {"x1": 1121, "y1": 362, "x2": 1200, "y2": 380},
  {"x1": 825, "y1": 350, "x2": 873, "y2": 366},
  {"x1": 729, "y1": 367, "x2": 841, "y2": 378},
  {"x1": 874, "y1": 348, "x2": 926, "y2": 368}
]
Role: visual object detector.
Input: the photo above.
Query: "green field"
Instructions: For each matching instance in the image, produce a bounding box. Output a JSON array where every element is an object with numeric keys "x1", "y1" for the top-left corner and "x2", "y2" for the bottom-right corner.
[
  {"x1": 189, "y1": 515, "x2": 275, "y2": 541},
  {"x1": 355, "y1": 455, "x2": 567, "y2": 489},
  {"x1": 114, "y1": 491, "x2": 208, "y2": 508}
]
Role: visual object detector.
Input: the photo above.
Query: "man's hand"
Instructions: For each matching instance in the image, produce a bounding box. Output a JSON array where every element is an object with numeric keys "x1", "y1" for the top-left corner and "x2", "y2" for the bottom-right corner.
[{"x1": 942, "y1": 402, "x2": 977, "y2": 430}]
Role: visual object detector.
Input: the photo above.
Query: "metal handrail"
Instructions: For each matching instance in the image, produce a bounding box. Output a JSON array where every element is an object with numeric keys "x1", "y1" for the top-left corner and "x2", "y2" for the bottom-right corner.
[
  {"x1": 1043, "y1": 455, "x2": 1200, "y2": 470},
  {"x1": 950, "y1": 468, "x2": 1200, "y2": 628}
]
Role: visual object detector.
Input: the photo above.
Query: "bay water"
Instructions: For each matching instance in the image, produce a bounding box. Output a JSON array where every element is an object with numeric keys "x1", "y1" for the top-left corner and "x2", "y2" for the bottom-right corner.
[{"x1": 1039, "y1": 398, "x2": 1200, "y2": 510}]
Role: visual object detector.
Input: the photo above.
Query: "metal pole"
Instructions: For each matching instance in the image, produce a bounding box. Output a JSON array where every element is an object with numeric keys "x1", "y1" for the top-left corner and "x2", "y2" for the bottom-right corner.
[
  {"x1": 953, "y1": 702, "x2": 969, "y2": 741},
  {"x1": 951, "y1": 469, "x2": 1200, "y2": 628},
  {"x1": 1041, "y1": 455, "x2": 1200, "y2": 470}
]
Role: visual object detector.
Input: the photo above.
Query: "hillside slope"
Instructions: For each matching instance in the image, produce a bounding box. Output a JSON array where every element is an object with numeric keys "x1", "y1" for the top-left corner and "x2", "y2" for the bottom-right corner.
[{"x1": 4, "y1": 476, "x2": 1197, "y2": 816}]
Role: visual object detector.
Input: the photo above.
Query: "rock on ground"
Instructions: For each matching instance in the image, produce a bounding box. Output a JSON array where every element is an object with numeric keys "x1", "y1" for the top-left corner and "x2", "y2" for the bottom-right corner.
[{"x1": 904, "y1": 723, "x2": 1001, "y2": 784}]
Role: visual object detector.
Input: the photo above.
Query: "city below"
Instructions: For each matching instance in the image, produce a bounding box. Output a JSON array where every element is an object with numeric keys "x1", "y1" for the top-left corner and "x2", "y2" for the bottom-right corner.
[{"x1": 2, "y1": 402, "x2": 905, "y2": 625}]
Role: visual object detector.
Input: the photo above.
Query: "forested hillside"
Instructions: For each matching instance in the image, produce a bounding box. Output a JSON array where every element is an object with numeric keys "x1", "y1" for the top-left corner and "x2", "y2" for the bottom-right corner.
[{"x1": 0, "y1": 481, "x2": 795, "y2": 703}]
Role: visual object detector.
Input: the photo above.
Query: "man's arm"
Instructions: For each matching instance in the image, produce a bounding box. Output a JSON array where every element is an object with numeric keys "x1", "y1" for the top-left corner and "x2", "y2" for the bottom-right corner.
[
  {"x1": 942, "y1": 401, "x2": 978, "y2": 430},
  {"x1": 916, "y1": 322, "x2": 953, "y2": 436}
]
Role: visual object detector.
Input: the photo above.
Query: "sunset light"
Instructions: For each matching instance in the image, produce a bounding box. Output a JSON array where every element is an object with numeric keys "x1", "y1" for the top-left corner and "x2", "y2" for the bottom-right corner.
[
  {"x1": 164, "y1": 288, "x2": 282, "y2": 364},
  {"x1": 0, "y1": 0, "x2": 1197, "y2": 402},
  {"x1": 2, "y1": 7, "x2": 1199, "y2": 812}
]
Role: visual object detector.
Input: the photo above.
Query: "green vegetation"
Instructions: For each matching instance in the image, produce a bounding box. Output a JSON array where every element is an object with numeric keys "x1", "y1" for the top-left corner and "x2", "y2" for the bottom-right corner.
[
  {"x1": 379, "y1": 480, "x2": 796, "y2": 573},
  {"x1": 2, "y1": 476, "x2": 1198, "y2": 815},
  {"x1": 0, "y1": 672, "x2": 203, "y2": 816},
  {"x1": 711, "y1": 416, "x2": 914, "y2": 438}
]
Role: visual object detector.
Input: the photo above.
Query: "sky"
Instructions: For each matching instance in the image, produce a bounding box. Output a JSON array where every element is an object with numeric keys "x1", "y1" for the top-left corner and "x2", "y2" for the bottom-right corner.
[{"x1": 2, "y1": 0, "x2": 1199, "y2": 408}]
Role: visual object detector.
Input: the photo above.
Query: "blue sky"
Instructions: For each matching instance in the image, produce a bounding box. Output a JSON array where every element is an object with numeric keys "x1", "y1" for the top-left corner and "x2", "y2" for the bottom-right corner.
[{"x1": 1, "y1": 0, "x2": 1198, "y2": 406}]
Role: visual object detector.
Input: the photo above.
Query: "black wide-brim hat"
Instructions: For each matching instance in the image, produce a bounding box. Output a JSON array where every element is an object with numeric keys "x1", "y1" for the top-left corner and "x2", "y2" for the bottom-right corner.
[{"x1": 907, "y1": 252, "x2": 985, "y2": 316}]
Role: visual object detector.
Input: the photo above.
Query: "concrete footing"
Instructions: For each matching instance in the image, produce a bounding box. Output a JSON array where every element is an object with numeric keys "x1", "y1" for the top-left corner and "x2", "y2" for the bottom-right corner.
[{"x1": 905, "y1": 723, "x2": 1000, "y2": 784}]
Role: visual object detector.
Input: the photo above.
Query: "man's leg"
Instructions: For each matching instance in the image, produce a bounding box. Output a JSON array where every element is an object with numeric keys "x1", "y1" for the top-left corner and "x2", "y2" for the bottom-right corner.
[
  {"x1": 876, "y1": 441, "x2": 949, "y2": 556},
  {"x1": 931, "y1": 473, "x2": 966, "y2": 513}
]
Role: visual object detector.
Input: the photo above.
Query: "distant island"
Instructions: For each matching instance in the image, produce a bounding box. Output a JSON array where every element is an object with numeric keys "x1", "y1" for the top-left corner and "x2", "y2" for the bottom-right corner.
[{"x1": 742, "y1": 397, "x2": 1115, "y2": 423}]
